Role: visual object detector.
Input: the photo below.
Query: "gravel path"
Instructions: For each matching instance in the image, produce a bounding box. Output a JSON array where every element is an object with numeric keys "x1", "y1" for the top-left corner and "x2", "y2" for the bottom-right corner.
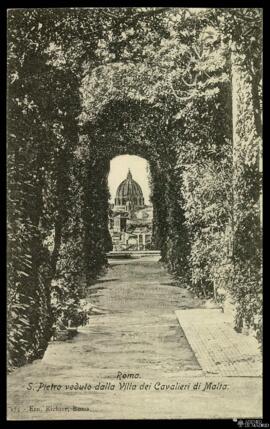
[{"x1": 7, "y1": 257, "x2": 262, "y2": 419}]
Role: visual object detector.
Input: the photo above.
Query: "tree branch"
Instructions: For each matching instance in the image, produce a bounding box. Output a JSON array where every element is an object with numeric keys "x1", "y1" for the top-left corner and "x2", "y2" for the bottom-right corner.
[
  {"x1": 181, "y1": 73, "x2": 198, "y2": 88},
  {"x1": 192, "y1": 45, "x2": 204, "y2": 61},
  {"x1": 100, "y1": 7, "x2": 172, "y2": 21},
  {"x1": 233, "y1": 10, "x2": 262, "y2": 23},
  {"x1": 168, "y1": 77, "x2": 194, "y2": 101},
  {"x1": 131, "y1": 7, "x2": 172, "y2": 18}
]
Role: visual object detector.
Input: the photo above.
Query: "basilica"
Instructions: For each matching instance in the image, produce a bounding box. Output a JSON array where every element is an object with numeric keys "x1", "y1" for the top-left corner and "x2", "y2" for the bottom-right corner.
[{"x1": 109, "y1": 170, "x2": 153, "y2": 251}]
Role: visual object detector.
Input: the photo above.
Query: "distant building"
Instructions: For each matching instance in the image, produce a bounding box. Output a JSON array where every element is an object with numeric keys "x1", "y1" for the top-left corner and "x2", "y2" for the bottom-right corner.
[{"x1": 109, "y1": 169, "x2": 153, "y2": 251}]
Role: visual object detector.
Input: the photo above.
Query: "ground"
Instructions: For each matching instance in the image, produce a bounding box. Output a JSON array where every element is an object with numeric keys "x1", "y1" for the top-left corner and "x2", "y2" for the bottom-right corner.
[{"x1": 7, "y1": 256, "x2": 262, "y2": 420}]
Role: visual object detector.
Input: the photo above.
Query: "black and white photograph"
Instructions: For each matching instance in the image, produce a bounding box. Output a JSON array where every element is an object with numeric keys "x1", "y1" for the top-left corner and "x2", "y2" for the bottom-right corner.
[{"x1": 7, "y1": 7, "x2": 263, "y2": 421}]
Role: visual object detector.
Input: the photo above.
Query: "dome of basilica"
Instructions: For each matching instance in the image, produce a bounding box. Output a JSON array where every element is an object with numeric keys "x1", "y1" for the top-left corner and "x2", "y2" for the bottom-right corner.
[{"x1": 115, "y1": 169, "x2": 145, "y2": 208}]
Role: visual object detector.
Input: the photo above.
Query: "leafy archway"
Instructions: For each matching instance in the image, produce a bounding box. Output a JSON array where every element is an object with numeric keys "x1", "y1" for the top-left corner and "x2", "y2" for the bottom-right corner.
[
  {"x1": 7, "y1": 8, "x2": 262, "y2": 370},
  {"x1": 79, "y1": 98, "x2": 191, "y2": 282}
]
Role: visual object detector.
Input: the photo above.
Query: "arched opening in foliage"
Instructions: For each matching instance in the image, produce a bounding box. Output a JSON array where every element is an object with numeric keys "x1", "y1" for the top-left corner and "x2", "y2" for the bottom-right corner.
[
  {"x1": 7, "y1": 8, "x2": 262, "y2": 371},
  {"x1": 80, "y1": 98, "x2": 190, "y2": 281}
]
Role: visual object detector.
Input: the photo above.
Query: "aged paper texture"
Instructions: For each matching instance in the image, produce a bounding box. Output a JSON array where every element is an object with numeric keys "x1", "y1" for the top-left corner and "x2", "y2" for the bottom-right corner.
[{"x1": 7, "y1": 7, "x2": 263, "y2": 421}]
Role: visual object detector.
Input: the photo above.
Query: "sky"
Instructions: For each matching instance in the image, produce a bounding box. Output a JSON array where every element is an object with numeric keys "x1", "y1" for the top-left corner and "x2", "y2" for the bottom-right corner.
[{"x1": 108, "y1": 155, "x2": 151, "y2": 204}]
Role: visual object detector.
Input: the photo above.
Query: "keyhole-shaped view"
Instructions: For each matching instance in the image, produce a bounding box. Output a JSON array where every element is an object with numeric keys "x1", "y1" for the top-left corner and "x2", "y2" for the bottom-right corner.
[{"x1": 7, "y1": 7, "x2": 263, "y2": 421}]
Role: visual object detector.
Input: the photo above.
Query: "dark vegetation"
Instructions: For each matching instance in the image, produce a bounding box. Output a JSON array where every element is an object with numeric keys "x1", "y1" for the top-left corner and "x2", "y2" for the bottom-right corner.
[{"x1": 7, "y1": 8, "x2": 262, "y2": 370}]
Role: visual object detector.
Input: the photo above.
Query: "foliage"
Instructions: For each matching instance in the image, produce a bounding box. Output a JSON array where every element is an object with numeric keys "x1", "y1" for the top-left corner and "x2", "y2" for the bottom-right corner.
[
  {"x1": 7, "y1": 8, "x2": 262, "y2": 370},
  {"x1": 7, "y1": 8, "x2": 83, "y2": 368},
  {"x1": 230, "y1": 57, "x2": 262, "y2": 341},
  {"x1": 210, "y1": 8, "x2": 262, "y2": 340}
]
